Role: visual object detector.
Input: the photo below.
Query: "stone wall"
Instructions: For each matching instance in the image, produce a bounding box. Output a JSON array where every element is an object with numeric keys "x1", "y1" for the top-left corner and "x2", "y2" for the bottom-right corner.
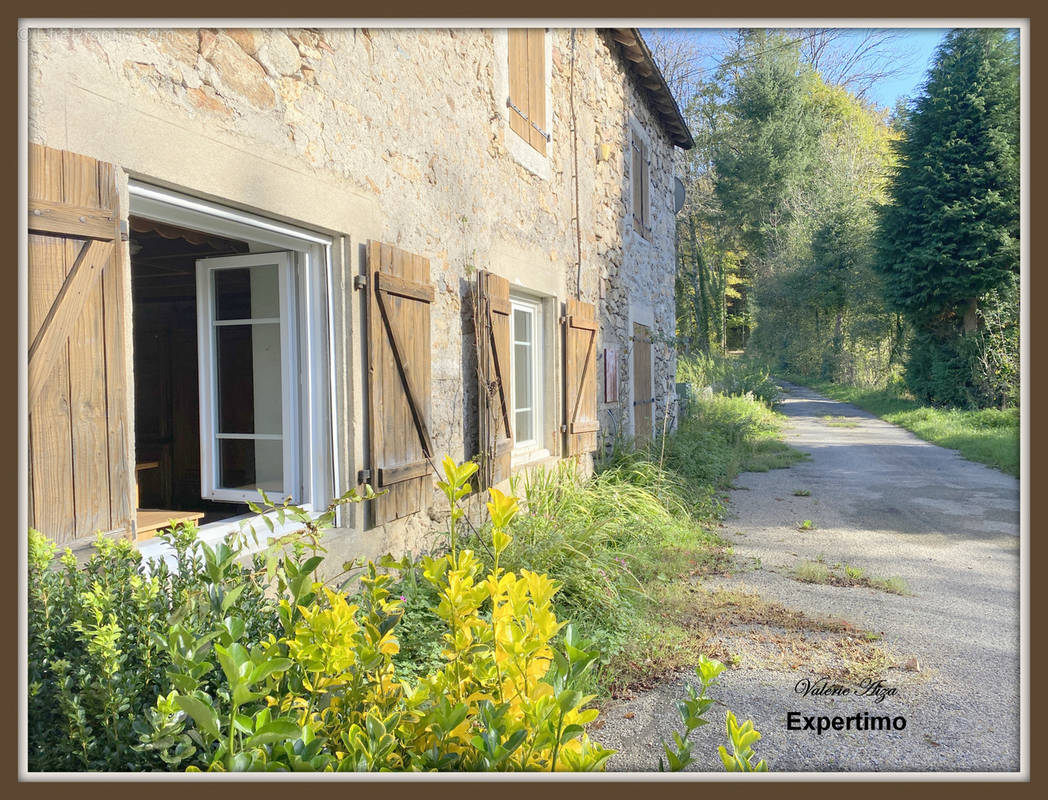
[{"x1": 27, "y1": 26, "x2": 681, "y2": 564}]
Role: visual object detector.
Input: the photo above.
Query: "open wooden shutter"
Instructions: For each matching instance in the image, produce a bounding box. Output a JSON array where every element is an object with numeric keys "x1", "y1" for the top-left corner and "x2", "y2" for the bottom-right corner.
[
  {"x1": 28, "y1": 144, "x2": 133, "y2": 543},
  {"x1": 632, "y1": 138, "x2": 649, "y2": 236},
  {"x1": 366, "y1": 240, "x2": 434, "y2": 525},
  {"x1": 562, "y1": 298, "x2": 599, "y2": 455},
  {"x1": 637, "y1": 141, "x2": 645, "y2": 235},
  {"x1": 508, "y1": 28, "x2": 547, "y2": 156},
  {"x1": 631, "y1": 139, "x2": 644, "y2": 230},
  {"x1": 477, "y1": 270, "x2": 513, "y2": 485}
]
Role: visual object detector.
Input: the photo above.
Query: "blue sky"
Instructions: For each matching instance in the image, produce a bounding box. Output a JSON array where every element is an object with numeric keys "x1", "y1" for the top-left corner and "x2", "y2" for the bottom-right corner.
[
  {"x1": 852, "y1": 28, "x2": 950, "y2": 108},
  {"x1": 644, "y1": 27, "x2": 951, "y2": 110}
]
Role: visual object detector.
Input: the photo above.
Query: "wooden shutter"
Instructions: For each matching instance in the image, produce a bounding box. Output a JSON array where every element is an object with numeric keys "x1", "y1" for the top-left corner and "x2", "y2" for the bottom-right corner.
[
  {"x1": 562, "y1": 298, "x2": 599, "y2": 455},
  {"x1": 632, "y1": 138, "x2": 649, "y2": 235},
  {"x1": 508, "y1": 29, "x2": 530, "y2": 145},
  {"x1": 366, "y1": 240, "x2": 434, "y2": 525},
  {"x1": 640, "y1": 141, "x2": 650, "y2": 236},
  {"x1": 525, "y1": 29, "x2": 547, "y2": 155},
  {"x1": 28, "y1": 144, "x2": 133, "y2": 543},
  {"x1": 507, "y1": 28, "x2": 547, "y2": 156},
  {"x1": 631, "y1": 139, "x2": 644, "y2": 229},
  {"x1": 633, "y1": 323, "x2": 653, "y2": 447},
  {"x1": 477, "y1": 271, "x2": 513, "y2": 485}
]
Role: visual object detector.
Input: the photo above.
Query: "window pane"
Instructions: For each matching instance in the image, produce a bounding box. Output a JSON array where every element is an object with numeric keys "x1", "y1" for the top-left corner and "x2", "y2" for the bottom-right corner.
[
  {"x1": 515, "y1": 409, "x2": 532, "y2": 443},
  {"x1": 514, "y1": 308, "x2": 532, "y2": 343},
  {"x1": 217, "y1": 323, "x2": 282, "y2": 434},
  {"x1": 219, "y1": 438, "x2": 284, "y2": 492},
  {"x1": 514, "y1": 342, "x2": 531, "y2": 412},
  {"x1": 215, "y1": 264, "x2": 280, "y2": 320}
]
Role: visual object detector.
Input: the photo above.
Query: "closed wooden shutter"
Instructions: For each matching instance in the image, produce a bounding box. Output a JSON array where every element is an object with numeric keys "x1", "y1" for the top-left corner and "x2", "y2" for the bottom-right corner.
[
  {"x1": 633, "y1": 323, "x2": 653, "y2": 447},
  {"x1": 28, "y1": 144, "x2": 133, "y2": 543},
  {"x1": 507, "y1": 28, "x2": 547, "y2": 156},
  {"x1": 366, "y1": 240, "x2": 434, "y2": 525},
  {"x1": 477, "y1": 270, "x2": 513, "y2": 485},
  {"x1": 562, "y1": 298, "x2": 599, "y2": 455}
]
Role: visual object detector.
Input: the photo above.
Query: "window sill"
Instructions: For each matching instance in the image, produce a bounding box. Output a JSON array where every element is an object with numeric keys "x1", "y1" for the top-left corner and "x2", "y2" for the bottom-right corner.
[
  {"x1": 136, "y1": 504, "x2": 319, "y2": 574},
  {"x1": 505, "y1": 128, "x2": 552, "y2": 181},
  {"x1": 511, "y1": 446, "x2": 551, "y2": 470}
]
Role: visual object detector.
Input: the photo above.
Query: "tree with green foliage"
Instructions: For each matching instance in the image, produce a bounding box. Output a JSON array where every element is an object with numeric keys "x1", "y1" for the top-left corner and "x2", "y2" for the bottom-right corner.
[
  {"x1": 713, "y1": 30, "x2": 821, "y2": 269},
  {"x1": 673, "y1": 77, "x2": 747, "y2": 354},
  {"x1": 726, "y1": 49, "x2": 900, "y2": 385},
  {"x1": 875, "y1": 29, "x2": 1019, "y2": 407}
]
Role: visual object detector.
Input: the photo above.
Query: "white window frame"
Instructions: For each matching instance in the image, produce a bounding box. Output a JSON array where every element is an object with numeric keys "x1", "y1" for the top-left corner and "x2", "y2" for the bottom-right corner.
[
  {"x1": 196, "y1": 251, "x2": 299, "y2": 504},
  {"x1": 509, "y1": 294, "x2": 547, "y2": 461},
  {"x1": 127, "y1": 181, "x2": 337, "y2": 551}
]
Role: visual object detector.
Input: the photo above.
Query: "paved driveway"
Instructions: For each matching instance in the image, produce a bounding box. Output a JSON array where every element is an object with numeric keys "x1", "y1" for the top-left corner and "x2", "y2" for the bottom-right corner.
[{"x1": 596, "y1": 382, "x2": 1022, "y2": 773}]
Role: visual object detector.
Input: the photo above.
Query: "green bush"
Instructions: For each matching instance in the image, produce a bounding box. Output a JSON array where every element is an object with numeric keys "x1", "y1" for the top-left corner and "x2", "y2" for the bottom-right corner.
[
  {"x1": 133, "y1": 462, "x2": 612, "y2": 772},
  {"x1": 677, "y1": 352, "x2": 781, "y2": 407},
  {"x1": 27, "y1": 526, "x2": 278, "y2": 771},
  {"x1": 29, "y1": 465, "x2": 613, "y2": 773}
]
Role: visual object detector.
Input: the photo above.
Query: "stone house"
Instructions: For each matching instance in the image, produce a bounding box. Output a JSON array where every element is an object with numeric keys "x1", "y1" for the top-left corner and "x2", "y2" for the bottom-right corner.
[{"x1": 25, "y1": 26, "x2": 693, "y2": 567}]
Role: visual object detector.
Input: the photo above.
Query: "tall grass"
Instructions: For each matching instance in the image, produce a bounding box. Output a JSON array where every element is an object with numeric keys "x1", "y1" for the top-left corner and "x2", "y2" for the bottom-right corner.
[
  {"x1": 471, "y1": 390, "x2": 803, "y2": 687},
  {"x1": 388, "y1": 379, "x2": 806, "y2": 695},
  {"x1": 493, "y1": 459, "x2": 721, "y2": 661},
  {"x1": 677, "y1": 352, "x2": 781, "y2": 407},
  {"x1": 660, "y1": 393, "x2": 807, "y2": 485}
]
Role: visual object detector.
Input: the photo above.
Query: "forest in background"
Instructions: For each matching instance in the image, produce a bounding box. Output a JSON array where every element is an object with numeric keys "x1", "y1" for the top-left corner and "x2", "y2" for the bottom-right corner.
[{"x1": 650, "y1": 28, "x2": 1020, "y2": 410}]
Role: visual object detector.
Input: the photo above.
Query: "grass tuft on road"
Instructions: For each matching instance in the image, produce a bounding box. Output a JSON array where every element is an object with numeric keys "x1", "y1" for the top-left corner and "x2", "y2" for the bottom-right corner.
[
  {"x1": 818, "y1": 414, "x2": 860, "y2": 428},
  {"x1": 791, "y1": 559, "x2": 910, "y2": 595},
  {"x1": 783, "y1": 376, "x2": 1019, "y2": 477}
]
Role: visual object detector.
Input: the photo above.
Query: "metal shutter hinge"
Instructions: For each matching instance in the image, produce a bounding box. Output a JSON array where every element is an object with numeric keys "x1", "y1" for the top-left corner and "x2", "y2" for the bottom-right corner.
[
  {"x1": 506, "y1": 98, "x2": 552, "y2": 142},
  {"x1": 357, "y1": 468, "x2": 371, "y2": 484},
  {"x1": 353, "y1": 274, "x2": 368, "y2": 290}
]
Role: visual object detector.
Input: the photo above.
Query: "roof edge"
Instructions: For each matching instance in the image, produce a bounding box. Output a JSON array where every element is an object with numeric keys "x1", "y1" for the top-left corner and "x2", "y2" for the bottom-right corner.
[{"x1": 606, "y1": 28, "x2": 694, "y2": 150}]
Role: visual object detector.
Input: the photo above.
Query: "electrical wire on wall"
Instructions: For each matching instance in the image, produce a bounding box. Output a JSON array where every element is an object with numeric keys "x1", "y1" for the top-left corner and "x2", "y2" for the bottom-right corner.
[{"x1": 569, "y1": 28, "x2": 583, "y2": 302}]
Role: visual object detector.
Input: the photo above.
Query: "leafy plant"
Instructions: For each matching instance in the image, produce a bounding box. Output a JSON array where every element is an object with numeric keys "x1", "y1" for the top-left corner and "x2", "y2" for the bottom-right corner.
[
  {"x1": 131, "y1": 459, "x2": 614, "y2": 772},
  {"x1": 27, "y1": 527, "x2": 280, "y2": 771},
  {"x1": 718, "y1": 711, "x2": 768, "y2": 772},
  {"x1": 798, "y1": 520, "x2": 816, "y2": 531},
  {"x1": 658, "y1": 655, "x2": 726, "y2": 771}
]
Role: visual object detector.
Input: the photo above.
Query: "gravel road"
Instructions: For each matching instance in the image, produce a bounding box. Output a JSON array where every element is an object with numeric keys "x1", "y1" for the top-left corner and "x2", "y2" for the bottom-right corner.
[{"x1": 595, "y1": 381, "x2": 1022, "y2": 774}]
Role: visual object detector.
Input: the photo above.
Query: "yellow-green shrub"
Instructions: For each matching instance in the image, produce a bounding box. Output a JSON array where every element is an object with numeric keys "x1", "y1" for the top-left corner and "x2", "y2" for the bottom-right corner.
[{"x1": 137, "y1": 459, "x2": 613, "y2": 772}]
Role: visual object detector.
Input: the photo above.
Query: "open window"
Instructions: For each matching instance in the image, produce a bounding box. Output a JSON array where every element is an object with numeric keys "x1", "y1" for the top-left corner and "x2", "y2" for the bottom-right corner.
[
  {"x1": 196, "y1": 252, "x2": 297, "y2": 503},
  {"x1": 510, "y1": 295, "x2": 542, "y2": 449},
  {"x1": 509, "y1": 292, "x2": 553, "y2": 466},
  {"x1": 128, "y1": 182, "x2": 334, "y2": 538}
]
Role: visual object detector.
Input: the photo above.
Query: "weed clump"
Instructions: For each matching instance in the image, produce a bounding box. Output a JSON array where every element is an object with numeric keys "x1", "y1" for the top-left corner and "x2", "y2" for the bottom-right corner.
[{"x1": 790, "y1": 560, "x2": 911, "y2": 595}]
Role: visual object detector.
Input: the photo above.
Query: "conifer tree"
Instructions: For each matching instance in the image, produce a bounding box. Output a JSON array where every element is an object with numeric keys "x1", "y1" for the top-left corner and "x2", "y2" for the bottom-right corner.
[{"x1": 876, "y1": 28, "x2": 1019, "y2": 406}]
